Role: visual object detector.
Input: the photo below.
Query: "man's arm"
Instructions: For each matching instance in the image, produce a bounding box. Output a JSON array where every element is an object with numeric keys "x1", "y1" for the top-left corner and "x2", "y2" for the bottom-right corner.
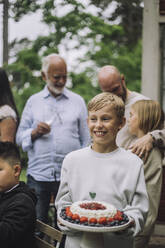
[
  {"x1": 0, "y1": 118, "x2": 17, "y2": 143},
  {"x1": 78, "y1": 98, "x2": 90, "y2": 147},
  {"x1": 16, "y1": 98, "x2": 34, "y2": 151},
  {"x1": 129, "y1": 129, "x2": 165, "y2": 162},
  {"x1": 16, "y1": 98, "x2": 51, "y2": 150}
]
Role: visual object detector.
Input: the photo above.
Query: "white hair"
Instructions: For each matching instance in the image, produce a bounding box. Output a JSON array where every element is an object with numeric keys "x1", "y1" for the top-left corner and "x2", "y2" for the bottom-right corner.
[{"x1": 41, "y1": 53, "x2": 61, "y2": 75}]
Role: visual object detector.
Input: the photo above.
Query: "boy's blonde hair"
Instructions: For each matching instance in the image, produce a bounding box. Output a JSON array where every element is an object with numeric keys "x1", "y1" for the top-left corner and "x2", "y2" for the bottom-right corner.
[
  {"x1": 88, "y1": 92, "x2": 125, "y2": 120},
  {"x1": 131, "y1": 100, "x2": 164, "y2": 134}
]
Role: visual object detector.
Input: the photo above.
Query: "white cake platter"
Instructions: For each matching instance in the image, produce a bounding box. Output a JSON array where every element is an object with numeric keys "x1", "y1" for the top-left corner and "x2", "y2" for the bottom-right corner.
[{"x1": 58, "y1": 215, "x2": 133, "y2": 233}]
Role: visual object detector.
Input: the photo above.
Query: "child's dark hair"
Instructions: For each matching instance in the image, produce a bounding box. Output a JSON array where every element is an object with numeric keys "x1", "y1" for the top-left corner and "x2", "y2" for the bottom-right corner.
[{"x1": 0, "y1": 142, "x2": 21, "y2": 166}]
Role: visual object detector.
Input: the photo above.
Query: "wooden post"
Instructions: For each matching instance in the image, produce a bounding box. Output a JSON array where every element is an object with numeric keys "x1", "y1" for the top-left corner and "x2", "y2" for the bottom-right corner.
[
  {"x1": 142, "y1": 0, "x2": 160, "y2": 101},
  {"x1": 3, "y1": 0, "x2": 9, "y2": 65}
]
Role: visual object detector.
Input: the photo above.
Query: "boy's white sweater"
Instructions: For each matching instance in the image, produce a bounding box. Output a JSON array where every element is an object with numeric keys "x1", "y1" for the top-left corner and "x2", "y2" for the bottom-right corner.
[{"x1": 55, "y1": 146, "x2": 149, "y2": 248}]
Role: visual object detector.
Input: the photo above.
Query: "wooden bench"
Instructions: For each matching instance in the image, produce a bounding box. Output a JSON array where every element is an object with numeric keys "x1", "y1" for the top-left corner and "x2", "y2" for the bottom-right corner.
[{"x1": 35, "y1": 219, "x2": 63, "y2": 248}]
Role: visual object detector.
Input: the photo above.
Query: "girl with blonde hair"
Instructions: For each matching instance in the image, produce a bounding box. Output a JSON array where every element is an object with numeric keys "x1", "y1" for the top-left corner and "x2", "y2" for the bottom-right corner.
[{"x1": 128, "y1": 99, "x2": 164, "y2": 248}]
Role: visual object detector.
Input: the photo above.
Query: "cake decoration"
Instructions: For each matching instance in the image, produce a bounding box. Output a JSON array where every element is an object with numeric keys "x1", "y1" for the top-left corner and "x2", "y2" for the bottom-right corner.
[
  {"x1": 60, "y1": 200, "x2": 129, "y2": 227},
  {"x1": 89, "y1": 192, "x2": 96, "y2": 199}
]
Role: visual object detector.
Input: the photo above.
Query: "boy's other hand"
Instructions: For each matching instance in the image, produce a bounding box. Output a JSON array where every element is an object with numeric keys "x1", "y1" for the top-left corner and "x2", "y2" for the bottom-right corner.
[
  {"x1": 57, "y1": 219, "x2": 65, "y2": 227},
  {"x1": 129, "y1": 133, "x2": 153, "y2": 162},
  {"x1": 115, "y1": 218, "x2": 135, "y2": 235}
]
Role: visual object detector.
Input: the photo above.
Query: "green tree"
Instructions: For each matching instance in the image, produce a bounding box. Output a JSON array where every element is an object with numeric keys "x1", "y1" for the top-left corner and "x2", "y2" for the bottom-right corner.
[
  {"x1": 0, "y1": 0, "x2": 41, "y2": 64},
  {"x1": 6, "y1": 0, "x2": 143, "y2": 111},
  {"x1": 90, "y1": 0, "x2": 143, "y2": 47},
  {"x1": 10, "y1": 0, "x2": 40, "y2": 21}
]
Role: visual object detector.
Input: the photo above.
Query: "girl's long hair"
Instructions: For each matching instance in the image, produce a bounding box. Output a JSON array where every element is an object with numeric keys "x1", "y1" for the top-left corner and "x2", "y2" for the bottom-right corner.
[
  {"x1": 0, "y1": 68, "x2": 19, "y2": 124},
  {"x1": 131, "y1": 100, "x2": 164, "y2": 134}
]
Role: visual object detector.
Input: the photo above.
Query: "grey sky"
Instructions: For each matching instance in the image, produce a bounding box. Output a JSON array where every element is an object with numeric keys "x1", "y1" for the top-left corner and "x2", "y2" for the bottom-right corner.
[
  {"x1": 0, "y1": 1, "x2": 116, "y2": 70},
  {"x1": 0, "y1": 6, "x2": 48, "y2": 67}
]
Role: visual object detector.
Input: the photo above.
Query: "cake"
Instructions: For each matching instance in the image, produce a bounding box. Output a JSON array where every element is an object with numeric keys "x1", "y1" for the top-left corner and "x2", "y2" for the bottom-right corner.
[{"x1": 60, "y1": 200, "x2": 129, "y2": 227}]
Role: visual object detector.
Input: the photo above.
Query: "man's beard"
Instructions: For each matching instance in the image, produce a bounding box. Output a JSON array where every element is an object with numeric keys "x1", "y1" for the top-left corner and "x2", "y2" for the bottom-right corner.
[{"x1": 46, "y1": 79, "x2": 64, "y2": 95}]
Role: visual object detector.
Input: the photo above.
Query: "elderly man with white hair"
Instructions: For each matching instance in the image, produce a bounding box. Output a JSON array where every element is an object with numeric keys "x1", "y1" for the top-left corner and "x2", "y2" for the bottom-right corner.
[{"x1": 16, "y1": 53, "x2": 90, "y2": 228}]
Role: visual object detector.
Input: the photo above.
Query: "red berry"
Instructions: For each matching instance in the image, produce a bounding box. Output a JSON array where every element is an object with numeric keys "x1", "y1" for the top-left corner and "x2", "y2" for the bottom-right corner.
[
  {"x1": 72, "y1": 214, "x2": 80, "y2": 220},
  {"x1": 67, "y1": 211, "x2": 73, "y2": 217},
  {"x1": 117, "y1": 216, "x2": 123, "y2": 221},
  {"x1": 117, "y1": 210, "x2": 122, "y2": 216},
  {"x1": 65, "y1": 207, "x2": 70, "y2": 214},
  {"x1": 114, "y1": 213, "x2": 123, "y2": 221},
  {"x1": 107, "y1": 217, "x2": 114, "y2": 222},
  {"x1": 98, "y1": 217, "x2": 107, "y2": 224},
  {"x1": 80, "y1": 216, "x2": 88, "y2": 223},
  {"x1": 89, "y1": 218, "x2": 97, "y2": 224}
]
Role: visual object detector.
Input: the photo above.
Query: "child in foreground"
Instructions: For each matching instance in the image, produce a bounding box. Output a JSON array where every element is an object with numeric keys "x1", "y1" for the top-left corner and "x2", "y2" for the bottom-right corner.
[
  {"x1": 0, "y1": 141, "x2": 37, "y2": 248},
  {"x1": 55, "y1": 92, "x2": 149, "y2": 248},
  {"x1": 128, "y1": 100, "x2": 164, "y2": 248}
]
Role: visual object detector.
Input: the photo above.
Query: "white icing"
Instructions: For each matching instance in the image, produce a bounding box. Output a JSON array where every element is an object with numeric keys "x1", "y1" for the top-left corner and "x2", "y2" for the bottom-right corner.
[{"x1": 70, "y1": 200, "x2": 117, "y2": 219}]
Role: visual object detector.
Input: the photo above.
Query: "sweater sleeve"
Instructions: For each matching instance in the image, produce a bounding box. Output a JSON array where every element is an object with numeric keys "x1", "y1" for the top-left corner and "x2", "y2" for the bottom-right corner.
[
  {"x1": 123, "y1": 164, "x2": 149, "y2": 236},
  {"x1": 55, "y1": 157, "x2": 80, "y2": 235}
]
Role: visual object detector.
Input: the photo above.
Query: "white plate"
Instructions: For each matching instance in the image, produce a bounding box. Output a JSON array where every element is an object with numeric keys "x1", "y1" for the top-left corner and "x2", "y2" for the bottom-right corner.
[{"x1": 58, "y1": 215, "x2": 133, "y2": 233}]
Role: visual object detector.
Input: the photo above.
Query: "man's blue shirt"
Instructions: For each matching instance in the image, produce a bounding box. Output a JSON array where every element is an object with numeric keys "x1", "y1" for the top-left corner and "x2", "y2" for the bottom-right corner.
[{"x1": 16, "y1": 86, "x2": 90, "y2": 181}]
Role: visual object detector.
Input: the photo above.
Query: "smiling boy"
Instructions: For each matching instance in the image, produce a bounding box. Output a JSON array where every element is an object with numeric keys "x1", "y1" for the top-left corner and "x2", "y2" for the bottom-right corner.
[
  {"x1": 88, "y1": 94, "x2": 125, "y2": 153},
  {"x1": 55, "y1": 92, "x2": 149, "y2": 248}
]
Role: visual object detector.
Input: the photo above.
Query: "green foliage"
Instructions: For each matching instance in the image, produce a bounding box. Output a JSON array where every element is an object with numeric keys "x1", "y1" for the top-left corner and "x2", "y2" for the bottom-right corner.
[
  {"x1": 5, "y1": 47, "x2": 44, "y2": 114},
  {"x1": 10, "y1": 0, "x2": 40, "y2": 21},
  {"x1": 20, "y1": 166, "x2": 27, "y2": 182},
  {"x1": 117, "y1": 41, "x2": 142, "y2": 92},
  {"x1": 32, "y1": 35, "x2": 59, "y2": 54},
  {"x1": 6, "y1": 0, "x2": 143, "y2": 113},
  {"x1": 90, "y1": 0, "x2": 143, "y2": 47},
  {"x1": 7, "y1": 0, "x2": 143, "y2": 103},
  {"x1": 12, "y1": 79, "x2": 44, "y2": 115},
  {"x1": 16, "y1": 49, "x2": 41, "y2": 71},
  {"x1": 70, "y1": 72, "x2": 100, "y2": 103}
]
